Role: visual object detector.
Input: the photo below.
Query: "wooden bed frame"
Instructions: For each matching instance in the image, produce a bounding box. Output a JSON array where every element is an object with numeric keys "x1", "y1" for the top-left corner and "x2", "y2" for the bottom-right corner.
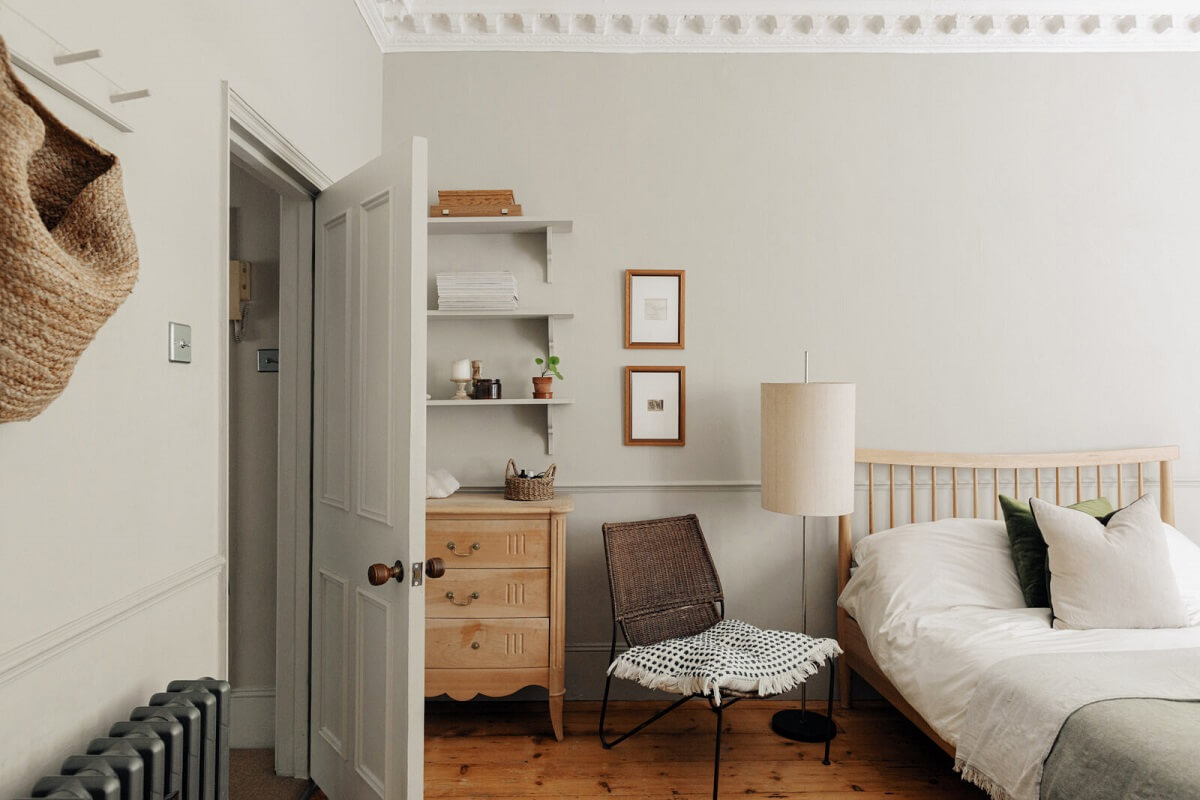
[{"x1": 835, "y1": 445, "x2": 1181, "y2": 756}]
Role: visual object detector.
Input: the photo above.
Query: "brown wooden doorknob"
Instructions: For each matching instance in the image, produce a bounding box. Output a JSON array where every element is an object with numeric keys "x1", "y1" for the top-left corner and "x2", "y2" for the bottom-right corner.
[
  {"x1": 367, "y1": 560, "x2": 404, "y2": 585},
  {"x1": 425, "y1": 557, "x2": 446, "y2": 579}
]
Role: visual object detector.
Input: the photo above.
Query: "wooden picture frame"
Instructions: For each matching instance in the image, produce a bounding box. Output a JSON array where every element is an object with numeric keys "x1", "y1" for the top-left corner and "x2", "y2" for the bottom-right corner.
[
  {"x1": 624, "y1": 366, "x2": 685, "y2": 446},
  {"x1": 625, "y1": 269, "x2": 685, "y2": 349}
]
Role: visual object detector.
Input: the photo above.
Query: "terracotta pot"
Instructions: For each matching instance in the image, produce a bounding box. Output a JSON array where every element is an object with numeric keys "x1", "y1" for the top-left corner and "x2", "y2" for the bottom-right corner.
[{"x1": 532, "y1": 376, "x2": 553, "y2": 399}]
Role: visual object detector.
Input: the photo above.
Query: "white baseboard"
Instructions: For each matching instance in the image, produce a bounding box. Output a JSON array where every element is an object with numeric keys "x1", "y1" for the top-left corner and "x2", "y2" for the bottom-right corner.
[{"x1": 231, "y1": 686, "x2": 276, "y2": 748}]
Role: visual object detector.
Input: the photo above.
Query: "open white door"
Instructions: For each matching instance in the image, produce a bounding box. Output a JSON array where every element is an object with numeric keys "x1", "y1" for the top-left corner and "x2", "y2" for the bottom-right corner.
[{"x1": 310, "y1": 137, "x2": 428, "y2": 800}]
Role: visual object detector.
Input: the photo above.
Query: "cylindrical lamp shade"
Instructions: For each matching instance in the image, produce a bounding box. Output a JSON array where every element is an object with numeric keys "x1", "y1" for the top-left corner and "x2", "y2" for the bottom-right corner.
[{"x1": 761, "y1": 382, "x2": 856, "y2": 517}]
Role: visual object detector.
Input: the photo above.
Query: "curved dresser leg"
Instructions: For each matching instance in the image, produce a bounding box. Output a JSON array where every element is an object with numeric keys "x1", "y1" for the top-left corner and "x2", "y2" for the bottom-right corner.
[{"x1": 549, "y1": 692, "x2": 565, "y2": 741}]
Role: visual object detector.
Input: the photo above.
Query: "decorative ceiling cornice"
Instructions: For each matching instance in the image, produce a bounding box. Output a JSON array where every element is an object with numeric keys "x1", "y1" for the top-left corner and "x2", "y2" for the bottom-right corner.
[{"x1": 356, "y1": 1, "x2": 1200, "y2": 53}]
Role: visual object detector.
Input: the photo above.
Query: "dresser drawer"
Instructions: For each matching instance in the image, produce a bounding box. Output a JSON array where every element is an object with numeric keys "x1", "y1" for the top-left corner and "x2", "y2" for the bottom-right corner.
[
  {"x1": 426, "y1": 519, "x2": 550, "y2": 568},
  {"x1": 425, "y1": 618, "x2": 549, "y2": 669},
  {"x1": 426, "y1": 568, "x2": 549, "y2": 618}
]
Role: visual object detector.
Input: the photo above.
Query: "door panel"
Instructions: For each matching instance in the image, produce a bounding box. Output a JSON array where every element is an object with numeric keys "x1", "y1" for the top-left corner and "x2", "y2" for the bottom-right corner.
[
  {"x1": 316, "y1": 569, "x2": 348, "y2": 756},
  {"x1": 318, "y1": 213, "x2": 351, "y2": 509},
  {"x1": 311, "y1": 137, "x2": 427, "y2": 800}
]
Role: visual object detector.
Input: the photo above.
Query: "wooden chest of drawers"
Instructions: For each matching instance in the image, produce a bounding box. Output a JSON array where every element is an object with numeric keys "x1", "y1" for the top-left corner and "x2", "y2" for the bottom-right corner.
[{"x1": 424, "y1": 493, "x2": 572, "y2": 740}]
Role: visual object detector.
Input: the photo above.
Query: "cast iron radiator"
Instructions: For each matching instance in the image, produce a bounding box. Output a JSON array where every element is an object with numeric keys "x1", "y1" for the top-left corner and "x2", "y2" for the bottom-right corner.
[{"x1": 13, "y1": 679, "x2": 230, "y2": 800}]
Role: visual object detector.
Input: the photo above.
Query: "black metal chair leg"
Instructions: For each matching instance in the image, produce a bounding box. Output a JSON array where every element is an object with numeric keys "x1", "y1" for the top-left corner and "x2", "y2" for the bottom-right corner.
[
  {"x1": 712, "y1": 703, "x2": 724, "y2": 800},
  {"x1": 823, "y1": 656, "x2": 836, "y2": 766},
  {"x1": 599, "y1": 678, "x2": 695, "y2": 749}
]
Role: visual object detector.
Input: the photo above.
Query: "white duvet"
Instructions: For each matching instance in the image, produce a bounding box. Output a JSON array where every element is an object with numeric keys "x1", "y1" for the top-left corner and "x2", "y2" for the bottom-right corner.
[
  {"x1": 857, "y1": 604, "x2": 1200, "y2": 745},
  {"x1": 837, "y1": 516, "x2": 1200, "y2": 746}
]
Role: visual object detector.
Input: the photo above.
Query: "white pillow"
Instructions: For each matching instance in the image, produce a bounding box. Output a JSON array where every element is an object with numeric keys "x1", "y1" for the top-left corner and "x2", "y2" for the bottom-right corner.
[
  {"x1": 838, "y1": 517, "x2": 1025, "y2": 631},
  {"x1": 1032, "y1": 494, "x2": 1187, "y2": 630},
  {"x1": 1165, "y1": 524, "x2": 1200, "y2": 627},
  {"x1": 425, "y1": 468, "x2": 460, "y2": 499}
]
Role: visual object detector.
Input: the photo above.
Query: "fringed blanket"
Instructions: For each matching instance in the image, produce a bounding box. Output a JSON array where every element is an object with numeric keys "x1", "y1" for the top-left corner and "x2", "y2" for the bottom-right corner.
[
  {"x1": 955, "y1": 648, "x2": 1200, "y2": 800},
  {"x1": 607, "y1": 619, "x2": 841, "y2": 706}
]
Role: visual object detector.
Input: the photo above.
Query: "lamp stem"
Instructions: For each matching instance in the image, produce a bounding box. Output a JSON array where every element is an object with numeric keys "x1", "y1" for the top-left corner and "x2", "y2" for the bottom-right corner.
[
  {"x1": 800, "y1": 349, "x2": 809, "y2": 715},
  {"x1": 800, "y1": 513, "x2": 808, "y2": 714},
  {"x1": 801, "y1": 516, "x2": 808, "y2": 633}
]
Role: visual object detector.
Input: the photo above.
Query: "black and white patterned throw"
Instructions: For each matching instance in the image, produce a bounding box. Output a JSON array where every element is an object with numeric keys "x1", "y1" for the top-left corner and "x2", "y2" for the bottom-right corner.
[{"x1": 608, "y1": 619, "x2": 842, "y2": 706}]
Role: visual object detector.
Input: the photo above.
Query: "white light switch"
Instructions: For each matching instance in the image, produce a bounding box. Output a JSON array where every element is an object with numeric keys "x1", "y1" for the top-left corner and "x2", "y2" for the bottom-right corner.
[{"x1": 169, "y1": 322, "x2": 192, "y2": 363}]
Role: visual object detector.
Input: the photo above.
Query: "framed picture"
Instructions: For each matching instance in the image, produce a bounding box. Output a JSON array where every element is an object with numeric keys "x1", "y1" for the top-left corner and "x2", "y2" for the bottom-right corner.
[
  {"x1": 625, "y1": 269, "x2": 685, "y2": 349},
  {"x1": 624, "y1": 366, "x2": 685, "y2": 446}
]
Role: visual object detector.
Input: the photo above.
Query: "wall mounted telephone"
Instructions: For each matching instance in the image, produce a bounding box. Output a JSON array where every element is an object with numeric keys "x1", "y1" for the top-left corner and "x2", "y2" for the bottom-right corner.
[{"x1": 229, "y1": 260, "x2": 252, "y2": 341}]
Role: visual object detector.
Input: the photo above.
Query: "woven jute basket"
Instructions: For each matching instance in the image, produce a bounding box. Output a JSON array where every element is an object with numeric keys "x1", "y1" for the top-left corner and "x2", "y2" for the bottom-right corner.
[
  {"x1": 504, "y1": 458, "x2": 556, "y2": 501},
  {"x1": 0, "y1": 36, "x2": 139, "y2": 423}
]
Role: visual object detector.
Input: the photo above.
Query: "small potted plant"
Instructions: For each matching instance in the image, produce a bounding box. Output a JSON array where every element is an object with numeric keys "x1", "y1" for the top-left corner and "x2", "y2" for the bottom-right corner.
[{"x1": 533, "y1": 355, "x2": 563, "y2": 399}]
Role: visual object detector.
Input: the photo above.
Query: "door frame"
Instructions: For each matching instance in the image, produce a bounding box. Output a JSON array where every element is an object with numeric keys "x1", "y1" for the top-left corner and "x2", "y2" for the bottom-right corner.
[{"x1": 221, "y1": 83, "x2": 331, "y2": 778}]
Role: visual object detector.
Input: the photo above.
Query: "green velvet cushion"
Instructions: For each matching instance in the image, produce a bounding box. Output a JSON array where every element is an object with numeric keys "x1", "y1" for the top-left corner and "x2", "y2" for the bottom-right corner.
[{"x1": 998, "y1": 494, "x2": 1114, "y2": 608}]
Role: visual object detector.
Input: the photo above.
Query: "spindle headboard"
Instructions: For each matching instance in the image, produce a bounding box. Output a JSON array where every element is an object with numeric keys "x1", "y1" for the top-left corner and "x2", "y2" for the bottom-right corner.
[{"x1": 834, "y1": 445, "x2": 1181, "y2": 748}]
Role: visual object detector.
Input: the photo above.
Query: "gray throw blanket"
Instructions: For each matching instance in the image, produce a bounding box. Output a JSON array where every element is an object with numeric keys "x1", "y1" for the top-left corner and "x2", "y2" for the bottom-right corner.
[
  {"x1": 1041, "y1": 699, "x2": 1200, "y2": 800},
  {"x1": 955, "y1": 648, "x2": 1200, "y2": 800}
]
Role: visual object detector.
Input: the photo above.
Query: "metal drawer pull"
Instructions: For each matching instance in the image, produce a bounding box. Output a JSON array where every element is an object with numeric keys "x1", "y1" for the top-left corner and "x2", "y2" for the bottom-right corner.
[
  {"x1": 471, "y1": 642, "x2": 480, "y2": 649},
  {"x1": 447, "y1": 541, "x2": 481, "y2": 557},
  {"x1": 445, "y1": 591, "x2": 479, "y2": 606}
]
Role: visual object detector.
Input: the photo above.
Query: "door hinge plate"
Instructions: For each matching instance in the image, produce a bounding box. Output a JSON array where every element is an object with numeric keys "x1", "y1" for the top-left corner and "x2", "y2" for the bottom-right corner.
[{"x1": 411, "y1": 562, "x2": 424, "y2": 586}]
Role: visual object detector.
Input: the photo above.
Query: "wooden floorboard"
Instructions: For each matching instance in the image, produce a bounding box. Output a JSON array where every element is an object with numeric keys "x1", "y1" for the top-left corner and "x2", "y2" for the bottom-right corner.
[{"x1": 425, "y1": 700, "x2": 987, "y2": 799}]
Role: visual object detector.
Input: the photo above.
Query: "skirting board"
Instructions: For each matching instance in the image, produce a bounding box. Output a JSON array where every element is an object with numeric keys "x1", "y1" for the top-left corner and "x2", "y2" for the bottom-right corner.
[{"x1": 231, "y1": 686, "x2": 277, "y2": 748}]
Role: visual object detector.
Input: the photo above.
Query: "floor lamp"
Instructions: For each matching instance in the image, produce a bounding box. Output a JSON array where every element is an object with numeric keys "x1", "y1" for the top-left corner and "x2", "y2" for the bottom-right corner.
[{"x1": 761, "y1": 371, "x2": 855, "y2": 742}]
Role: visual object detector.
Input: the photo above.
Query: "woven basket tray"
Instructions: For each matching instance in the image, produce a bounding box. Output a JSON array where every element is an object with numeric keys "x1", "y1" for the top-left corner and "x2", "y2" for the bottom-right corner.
[{"x1": 504, "y1": 459, "x2": 556, "y2": 501}]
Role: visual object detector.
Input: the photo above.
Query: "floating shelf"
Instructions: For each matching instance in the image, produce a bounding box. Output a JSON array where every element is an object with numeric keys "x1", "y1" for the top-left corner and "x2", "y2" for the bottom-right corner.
[
  {"x1": 427, "y1": 398, "x2": 574, "y2": 454},
  {"x1": 427, "y1": 217, "x2": 573, "y2": 283},
  {"x1": 428, "y1": 217, "x2": 572, "y2": 236},
  {"x1": 427, "y1": 310, "x2": 570, "y2": 359},
  {"x1": 426, "y1": 399, "x2": 575, "y2": 407},
  {"x1": 427, "y1": 310, "x2": 573, "y2": 320}
]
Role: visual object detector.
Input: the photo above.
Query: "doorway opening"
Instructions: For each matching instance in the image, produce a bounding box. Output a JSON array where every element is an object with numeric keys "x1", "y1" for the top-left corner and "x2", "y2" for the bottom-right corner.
[
  {"x1": 227, "y1": 160, "x2": 284, "y2": 751},
  {"x1": 223, "y1": 86, "x2": 325, "y2": 779}
]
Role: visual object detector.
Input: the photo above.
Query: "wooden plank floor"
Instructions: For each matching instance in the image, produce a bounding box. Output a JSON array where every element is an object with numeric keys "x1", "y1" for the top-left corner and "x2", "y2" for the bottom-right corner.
[{"x1": 425, "y1": 700, "x2": 987, "y2": 799}]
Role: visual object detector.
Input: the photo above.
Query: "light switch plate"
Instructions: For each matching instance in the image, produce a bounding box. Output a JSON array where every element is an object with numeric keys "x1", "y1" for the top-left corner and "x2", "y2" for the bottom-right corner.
[
  {"x1": 257, "y1": 349, "x2": 279, "y2": 373},
  {"x1": 169, "y1": 322, "x2": 192, "y2": 363}
]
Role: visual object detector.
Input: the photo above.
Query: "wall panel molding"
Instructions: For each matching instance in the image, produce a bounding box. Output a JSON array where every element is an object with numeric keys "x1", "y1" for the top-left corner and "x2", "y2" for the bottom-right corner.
[
  {"x1": 357, "y1": 1, "x2": 1200, "y2": 53},
  {"x1": 0, "y1": 555, "x2": 225, "y2": 688}
]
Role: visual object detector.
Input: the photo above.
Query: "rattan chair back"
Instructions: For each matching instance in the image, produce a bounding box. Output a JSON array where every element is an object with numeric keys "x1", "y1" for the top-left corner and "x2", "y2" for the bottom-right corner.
[{"x1": 600, "y1": 514, "x2": 724, "y2": 647}]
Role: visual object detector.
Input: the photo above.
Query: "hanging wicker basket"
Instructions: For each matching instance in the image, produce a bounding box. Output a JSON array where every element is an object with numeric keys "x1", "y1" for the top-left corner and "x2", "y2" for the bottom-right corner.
[
  {"x1": 504, "y1": 458, "x2": 556, "y2": 501},
  {"x1": 0, "y1": 36, "x2": 139, "y2": 423}
]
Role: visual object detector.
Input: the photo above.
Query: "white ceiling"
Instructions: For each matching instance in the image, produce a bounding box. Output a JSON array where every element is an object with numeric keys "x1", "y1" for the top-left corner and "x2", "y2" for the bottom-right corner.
[{"x1": 356, "y1": 1, "x2": 1200, "y2": 53}]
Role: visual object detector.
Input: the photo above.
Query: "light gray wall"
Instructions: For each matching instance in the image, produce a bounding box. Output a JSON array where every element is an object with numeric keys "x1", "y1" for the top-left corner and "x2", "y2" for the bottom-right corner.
[
  {"x1": 228, "y1": 164, "x2": 281, "y2": 745},
  {"x1": 386, "y1": 52, "x2": 1200, "y2": 699},
  {"x1": 0, "y1": 1, "x2": 379, "y2": 792}
]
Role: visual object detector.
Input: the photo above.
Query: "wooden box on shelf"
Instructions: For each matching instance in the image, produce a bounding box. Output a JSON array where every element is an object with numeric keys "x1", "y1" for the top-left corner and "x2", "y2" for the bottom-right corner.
[
  {"x1": 429, "y1": 189, "x2": 523, "y2": 218},
  {"x1": 424, "y1": 493, "x2": 573, "y2": 740}
]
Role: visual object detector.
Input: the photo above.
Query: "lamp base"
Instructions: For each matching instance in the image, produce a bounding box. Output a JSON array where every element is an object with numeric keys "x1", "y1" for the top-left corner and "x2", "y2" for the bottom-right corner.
[{"x1": 770, "y1": 709, "x2": 836, "y2": 743}]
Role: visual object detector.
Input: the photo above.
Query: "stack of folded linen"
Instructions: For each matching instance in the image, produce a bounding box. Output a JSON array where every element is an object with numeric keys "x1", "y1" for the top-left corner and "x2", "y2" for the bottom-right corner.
[{"x1": 436, "y1": 272, "x2": 518, "y2": 311}]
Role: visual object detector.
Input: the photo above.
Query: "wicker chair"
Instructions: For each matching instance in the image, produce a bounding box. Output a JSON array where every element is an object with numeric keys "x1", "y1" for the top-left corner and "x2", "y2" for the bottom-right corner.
[{"x1": 599, "y1": 514, "x2": 835, "y2": 800}]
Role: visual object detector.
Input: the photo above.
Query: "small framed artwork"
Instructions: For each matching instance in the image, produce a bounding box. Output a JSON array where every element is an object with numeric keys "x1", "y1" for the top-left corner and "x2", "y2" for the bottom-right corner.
[
  {"x1": 624, "y1": 366, "x2": 685, "y2": 446},
  {"x1": 625, "y1": 269, "x2": 685, "y2": 349}
]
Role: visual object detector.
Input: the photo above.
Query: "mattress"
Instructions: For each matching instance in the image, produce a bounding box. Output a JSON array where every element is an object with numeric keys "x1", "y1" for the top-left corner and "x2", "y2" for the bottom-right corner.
[{"x1": 853, "y1": 604, "x2": 1200, "y2": 745}]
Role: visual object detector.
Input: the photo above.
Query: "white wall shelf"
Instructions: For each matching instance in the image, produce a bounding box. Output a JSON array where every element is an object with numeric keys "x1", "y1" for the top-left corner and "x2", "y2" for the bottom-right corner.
[
  {"x1": 427, "y1": 311, "x2": 570, "y2": 358},
  {"x1": 427, "y1": 399, "x2": 575, "y2": 406},
  {"x1": 426, "y1": 213, "x2": 574, "y2": 454},
  {"x1": 427, "y1": 398, "x2": 574, "y2": 454},
  {"x1": 428, "y1": 216, "x2": 572, "y2": 283},
  {"x1": 427, "y1": 310, "x2": 573, "y2": 320}
]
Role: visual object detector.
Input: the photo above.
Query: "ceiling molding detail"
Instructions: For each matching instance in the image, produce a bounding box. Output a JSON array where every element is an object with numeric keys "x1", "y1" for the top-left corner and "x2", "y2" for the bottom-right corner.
[{"x1": 356, "y1": 1, "x2": 1200, "y2": 53}]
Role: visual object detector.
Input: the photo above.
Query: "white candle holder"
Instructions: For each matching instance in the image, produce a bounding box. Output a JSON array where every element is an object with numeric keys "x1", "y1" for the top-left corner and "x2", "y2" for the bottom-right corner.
[{"x1": 450, "y1": 378, "x2": 472, "y2": 400}]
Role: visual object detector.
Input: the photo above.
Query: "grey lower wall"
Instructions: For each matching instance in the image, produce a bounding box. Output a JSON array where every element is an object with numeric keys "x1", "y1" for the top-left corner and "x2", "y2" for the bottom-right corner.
[{"x1": 386, "y1": 51, "x2": 1200, "y2": 701}]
